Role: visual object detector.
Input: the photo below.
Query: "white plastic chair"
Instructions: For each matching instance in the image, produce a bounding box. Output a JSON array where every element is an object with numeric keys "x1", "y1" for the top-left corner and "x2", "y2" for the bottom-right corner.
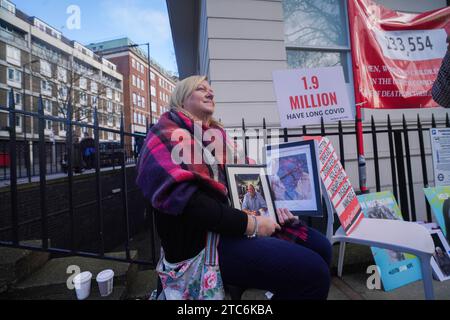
[{"x1": 322, "y1": 184, "x2": 436, "y2": 300}]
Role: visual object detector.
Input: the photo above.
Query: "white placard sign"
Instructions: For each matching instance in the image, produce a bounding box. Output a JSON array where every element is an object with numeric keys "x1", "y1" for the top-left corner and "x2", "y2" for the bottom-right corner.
[
  {"x1": 272, "y1": 66, "x2": 353, "y2": 127},
  {"x1": 430, "y1": 128, "x2": 450, "y2": 187}
]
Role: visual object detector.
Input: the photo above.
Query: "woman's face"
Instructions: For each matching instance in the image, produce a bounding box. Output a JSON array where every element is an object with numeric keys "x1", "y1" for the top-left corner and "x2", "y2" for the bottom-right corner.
[{"x1": 183, "y1": 80, "x2": 215, "y2": 121}]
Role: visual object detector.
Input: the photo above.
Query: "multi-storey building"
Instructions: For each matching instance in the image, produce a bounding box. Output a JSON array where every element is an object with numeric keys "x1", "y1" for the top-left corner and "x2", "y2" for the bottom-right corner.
[
  {"x1": 0, "y1": 0, "x2": 124, "y2": 144},
  {"x1": 87, "y1": 38, "x2": 177, "y2": 149}
]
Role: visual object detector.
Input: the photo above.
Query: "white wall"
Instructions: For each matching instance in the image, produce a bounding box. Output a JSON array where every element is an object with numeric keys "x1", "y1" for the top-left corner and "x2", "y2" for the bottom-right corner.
[
  {"x1": 204, "y1": 0, "x2": 286, "y2": 127},
  {"x1": 201, "y1": 0, "x2": 450, "y2": 222}
]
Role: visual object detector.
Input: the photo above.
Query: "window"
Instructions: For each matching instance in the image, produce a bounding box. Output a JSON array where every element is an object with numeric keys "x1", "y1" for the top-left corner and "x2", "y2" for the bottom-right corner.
[
  {"x1": 132, "y1": 75, "x2": 136, "y2": 87},
  {"x1": 91, "y1": 96, "x2": 98, "y2": 107},
  {"x1": 151, "y1": 86, "x2": 156, "y2": 97},
  {"x1": 59, "y1": 122, "x2": 66, "y2": 133},
  {"x1": 132, "y1": 58, "x2": 136, "y2": 69},
  {"x1": 159, "y1": 78, "x2": 162, "y2": 87},
  {"x1": 57, "y1": 67, "x2": 67, "y2": 82},
  {"x1": 40, "y1": 60, "x2": 52, "y2": 77},
  {"x1": 283, "y1": 0, "x2": 352, "y2": 83},
  {"x1": 1, "y1": 0, "x2": 16, "y2": 14},
  {"x1": 106, "y1": 88, "x2": 112, "y2": 99},
  {"x1": 41, "y1": 80, "x2": 52, "y2": 96},
  {"x1": 140, "y1": 64, "x2": 144, "y2": 73},
  {"x1": 6, "y1": 91, "x2": 22, "y2": 108},
  {"x1": 6, "y1": 45, "x2": 21, "y2": 66},
  {"x1": 79, "y1": 77, "x2": 87, "y2": 90},
  {"x1": 133, "y1": 93, "x2": 137, "y2": 105},
  {"x1": 58, "y1": 86, "x2": 68, "y2": 100},
  {"x1": 137, "y1": 95, "x2": 142, "y2": 107},
  {"x1": 15, "y1": 116, "x2": 22, "y2": 131},
  {"x1": 150, "y1": 72, "x2": 155, "y2": 80},
  {"x1": 107, "y1": 114, "x2": 113, "y2": 126},
  {"x1": 107, "y1": 101, "x2": 113, "y2": 112},
  {"x1": 79, "y1": 92, "x2": 87, "y2": 105},
  {"x1": 91, "y1": 81, "x2": 98, "y2": 93},
  {"x1": 7, "y1": 68, "x2": 22, "y2": 87},
  {"x1": 14, "y1": 92, "x2": 22, "y2": 107},
  {"x1": 43, "y1": 99, "x2": 52, "y2": 113},
  {"x1": 45, "y1": 120, "x2": 52, "y2": 131},
  {"x1": 134, "y1": 112, "x2": 137, "y2": 123},
  {"x1": 115, "y1": 90, "x2": 120, "y2": 102},
  {"x1": 151, "y1": 102, "x2": 157, "y2": 113},
  {"x1": 108, "y1": 131, "x2": 113, "y2": 140},
  {"x1": 142, "y1": 97, "x2": 145, "y2": 108},
  {"x1": 141, "y1": 79, "x2": 145, "y2": 90}
]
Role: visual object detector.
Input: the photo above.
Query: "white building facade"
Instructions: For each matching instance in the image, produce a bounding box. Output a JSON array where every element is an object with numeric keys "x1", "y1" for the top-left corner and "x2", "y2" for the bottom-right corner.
[{"x1": 167, "y1": 0, "x2": 450, "y2": 222}]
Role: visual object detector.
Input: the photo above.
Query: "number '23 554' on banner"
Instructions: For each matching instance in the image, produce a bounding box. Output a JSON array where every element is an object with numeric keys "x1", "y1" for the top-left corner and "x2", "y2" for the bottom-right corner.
[{"x1": 374, "y1": 29, "x2": 447, "y2": 62}]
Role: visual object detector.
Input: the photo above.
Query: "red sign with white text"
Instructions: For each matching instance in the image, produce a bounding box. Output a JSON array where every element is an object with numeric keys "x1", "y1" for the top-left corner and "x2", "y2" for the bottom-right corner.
[
  {"x1": 348, "y1": 0, "x2": 450, "y2": 109},
  {"x1": 305, "y1": 136, "x2": 364, "y2": 235}
]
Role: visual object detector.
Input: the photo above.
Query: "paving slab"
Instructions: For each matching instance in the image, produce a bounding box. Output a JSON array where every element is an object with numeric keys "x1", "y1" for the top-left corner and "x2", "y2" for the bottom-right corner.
[
  {"x1": 338, "y1": 272, "x2": 450, "y2": 300},
  {"x1": 7, "y1": 251, "x2": 137, "y2": 299}
]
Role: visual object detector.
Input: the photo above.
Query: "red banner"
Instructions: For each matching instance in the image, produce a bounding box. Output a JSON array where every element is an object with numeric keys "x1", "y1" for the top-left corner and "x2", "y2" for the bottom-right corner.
[{"x1": 348, "y1": 0, "x2": 450, "y2": 109}]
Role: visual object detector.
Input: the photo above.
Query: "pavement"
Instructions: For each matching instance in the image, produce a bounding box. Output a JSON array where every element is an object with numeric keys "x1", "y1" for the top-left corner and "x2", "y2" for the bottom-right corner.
[{"x1": 239, "y1": 274, "x2": 450, "y2": 300}]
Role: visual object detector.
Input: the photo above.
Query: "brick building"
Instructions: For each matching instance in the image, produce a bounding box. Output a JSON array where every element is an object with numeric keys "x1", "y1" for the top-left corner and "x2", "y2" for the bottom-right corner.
[
  {"x1": 87, "y1": 38, "x2": 177, "y2": 152},
  {"x1": 0, "y1": 0, "x2": 124, "y2": 144}
]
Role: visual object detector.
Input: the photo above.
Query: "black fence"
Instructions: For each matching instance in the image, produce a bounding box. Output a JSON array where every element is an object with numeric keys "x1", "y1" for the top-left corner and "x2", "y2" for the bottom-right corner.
[
  {"x1": 1, "y1": 88, "x2": 450, "y2": 267},
  {"x1": 0, "y1": 139, "x2": 141, "y2": 182},
  {"x1": 0, "y1": 90, "x2": 157, "y2": 267},
  {"x1": 232, "y1": 113, "x2": 450, "y2": 225}
]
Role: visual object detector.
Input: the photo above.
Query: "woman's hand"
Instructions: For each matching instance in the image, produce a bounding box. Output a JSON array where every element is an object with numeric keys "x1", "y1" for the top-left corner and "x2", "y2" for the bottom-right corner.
[
  {"x1": 246, "y1": 215, "x2": 281, "y2": 237},
  {"x1": 276, "y1": 208, "x2": 299, "y2": 226}
]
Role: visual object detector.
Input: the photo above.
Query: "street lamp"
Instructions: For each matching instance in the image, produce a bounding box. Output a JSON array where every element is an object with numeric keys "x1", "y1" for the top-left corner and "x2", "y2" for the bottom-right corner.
[
  {"x1": 22, "y1": 59, "x2": 39, "y2": 182},
  {"x1": 127, "y1": 43, "x2": 152, "y2": 127}
]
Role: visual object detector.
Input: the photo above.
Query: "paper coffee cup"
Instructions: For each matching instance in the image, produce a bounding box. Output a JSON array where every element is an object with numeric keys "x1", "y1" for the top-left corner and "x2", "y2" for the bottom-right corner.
[
  {"x1": 96, "y1": 269, "x2": 114, "y2": 297},
  {"x1": 73, "y1": 271, "x2": 92, "y2": 300}
]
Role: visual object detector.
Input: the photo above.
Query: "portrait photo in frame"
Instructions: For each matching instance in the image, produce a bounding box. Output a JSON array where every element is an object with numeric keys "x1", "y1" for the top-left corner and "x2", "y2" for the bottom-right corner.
[
  {"x1": 225, "y1": 165, "x2": 278, "y2": 223},
  {"x1": 265, "y1": 140, "x2": 323, "y2": 217},
  {"x1": 429, "y1": 229, "x2": 450, "y2": 281}
]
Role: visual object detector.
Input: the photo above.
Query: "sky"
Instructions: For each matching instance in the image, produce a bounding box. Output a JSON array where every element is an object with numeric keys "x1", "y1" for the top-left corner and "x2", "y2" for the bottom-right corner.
[{"x1": 12, "y1": 0, "x2": 178, "y2": 75}]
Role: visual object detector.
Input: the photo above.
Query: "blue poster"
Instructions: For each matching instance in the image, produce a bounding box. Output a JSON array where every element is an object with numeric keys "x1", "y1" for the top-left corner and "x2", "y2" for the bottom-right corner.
[
  {"x1": 357, "y1": 191, "x2": 422, "y2": 291},
  {"x1": 423, "y1": 186, "x2": 450, "y2": 238}
]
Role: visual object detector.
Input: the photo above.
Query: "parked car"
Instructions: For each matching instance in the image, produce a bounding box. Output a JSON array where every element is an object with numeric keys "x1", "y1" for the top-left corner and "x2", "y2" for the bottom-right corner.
[
  {"x1": 98, "y1": 142, "x2": 125, "y2": 167},
  {"x1": 61, "y1": 141, "x2": 125, "y2": 173}
]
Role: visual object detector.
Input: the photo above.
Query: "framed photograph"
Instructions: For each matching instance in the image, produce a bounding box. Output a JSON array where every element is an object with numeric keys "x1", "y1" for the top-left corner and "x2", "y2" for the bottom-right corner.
[
  {"x1": 265, "y1": 140, "x2": 322, "y2": 217},
  {"x1": 429, "y1": 229, "x2": 450, "y2": 281},
  {"x1": 225, "y1": 165, "x2": 278, "y2": 223}
]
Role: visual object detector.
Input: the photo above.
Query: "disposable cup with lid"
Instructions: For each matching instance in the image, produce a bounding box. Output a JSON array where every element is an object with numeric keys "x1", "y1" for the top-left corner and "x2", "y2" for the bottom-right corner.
[{"x1": 73, "y1": 271, "x2": 92, "y2": 300}]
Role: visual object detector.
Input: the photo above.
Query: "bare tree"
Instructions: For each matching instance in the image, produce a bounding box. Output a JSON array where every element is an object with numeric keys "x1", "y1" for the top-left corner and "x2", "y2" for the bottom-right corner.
[{"x1": 34, "y1": 45, "x2": 114, "y2": 125}]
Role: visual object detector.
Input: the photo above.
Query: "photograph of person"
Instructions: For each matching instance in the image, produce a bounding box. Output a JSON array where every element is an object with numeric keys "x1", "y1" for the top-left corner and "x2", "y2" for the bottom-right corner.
[
  {"x1": 235, "y1": 175, "x2": 269, "y2": 217},
  {"x1": 226, "y1": 165, "x2": 278, "y2": 223},
  {"x1": 430, "y1": 231, "x2": 450, "y2": 280},
  {"x1": 266, "y1": 140, "x2": 322, "y2": 217},
  {"x1": 269, "y1": 155, "x2": 312, "y2": 202}
]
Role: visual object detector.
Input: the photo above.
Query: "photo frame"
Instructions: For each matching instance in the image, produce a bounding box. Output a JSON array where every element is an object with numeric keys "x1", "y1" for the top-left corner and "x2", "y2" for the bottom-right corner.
[
  {"x1": 429, "y1": 229, "x2": 450, "y2": 282},
  {"x1": 265, "y1": 140, "x2": 323, "y2": 217},
  {"x1": 225, "y1": 165, "x2": 278, "y2": 223}
]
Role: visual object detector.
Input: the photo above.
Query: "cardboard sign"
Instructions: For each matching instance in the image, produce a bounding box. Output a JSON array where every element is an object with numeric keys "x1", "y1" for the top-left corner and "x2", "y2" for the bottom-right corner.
[
  {"x1": 430, "y1": 128, "x2": 450, "y2": 187},
  {"x1": 272, "y1": 67, "x2": 353, "y2": 127},
  {"x1": 305, "y1": 136, "x2": 364, "y2": 234},
  {"x1": 424, "y1": 186, "x2": 450, "y2": 238},
  {"x1": 358, "y1": 191, "x2": 422, "y2": 291}
]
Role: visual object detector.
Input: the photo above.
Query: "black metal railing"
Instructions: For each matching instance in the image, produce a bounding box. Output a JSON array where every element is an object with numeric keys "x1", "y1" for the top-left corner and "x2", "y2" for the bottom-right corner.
[
  {"x1": 228, "y1": 112, "x2": 450, "y2": 224},
  {"x1": 0, "y1": 90, "x2": 157, "y2": 267},
  {"x1": 2, "y1": 88, "x2": 450, "y2": 266}
]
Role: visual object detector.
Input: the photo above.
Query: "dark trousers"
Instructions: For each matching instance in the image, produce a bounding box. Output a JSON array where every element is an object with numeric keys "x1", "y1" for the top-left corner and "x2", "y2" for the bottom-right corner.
[{"x1": 218, "y1": 226, "x2": 332, "y2": 300}]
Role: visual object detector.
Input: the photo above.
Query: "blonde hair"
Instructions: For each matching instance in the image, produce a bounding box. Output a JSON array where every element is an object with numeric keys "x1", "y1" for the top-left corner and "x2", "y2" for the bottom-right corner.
[{"x1": 169, "y1": 75, "x2": 222, "y2": 127}]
